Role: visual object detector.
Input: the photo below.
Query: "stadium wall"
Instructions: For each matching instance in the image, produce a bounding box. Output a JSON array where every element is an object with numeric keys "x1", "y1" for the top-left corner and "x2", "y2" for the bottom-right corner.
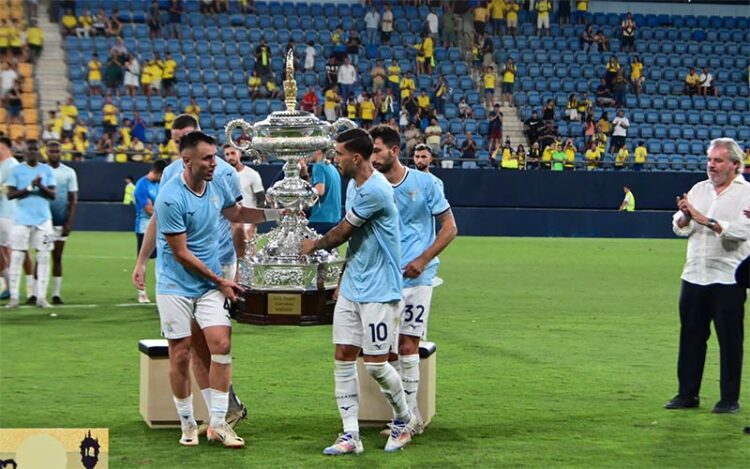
[
  {"x1": 71, "y1": 163, "x2": 704, "y2": 238},
  {"x1": 589, "y1": 1, "x2": 748, "y2": 17}
]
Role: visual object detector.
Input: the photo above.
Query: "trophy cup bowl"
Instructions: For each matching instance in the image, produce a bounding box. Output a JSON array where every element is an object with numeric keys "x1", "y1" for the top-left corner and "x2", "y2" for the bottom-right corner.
[{"x1": 224, "y1": 50, "x2": 356, "y2": 325}]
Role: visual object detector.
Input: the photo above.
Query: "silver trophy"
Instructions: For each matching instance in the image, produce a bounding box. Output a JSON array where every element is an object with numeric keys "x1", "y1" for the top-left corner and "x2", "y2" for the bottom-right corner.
[{"x1": 225, "y1": 50, "x2": 356, "y2": 296}]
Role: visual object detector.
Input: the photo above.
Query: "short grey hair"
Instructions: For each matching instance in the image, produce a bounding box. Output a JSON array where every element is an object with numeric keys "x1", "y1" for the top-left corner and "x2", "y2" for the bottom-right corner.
[{"x1": 708, "y1": 138, "x2": 744, "y2": 175}]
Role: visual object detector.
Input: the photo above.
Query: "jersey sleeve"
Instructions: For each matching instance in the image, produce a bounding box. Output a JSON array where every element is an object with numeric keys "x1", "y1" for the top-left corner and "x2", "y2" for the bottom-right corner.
[
  {"x1": 249, "y1": 170, "x2": 264, "y2": 193},
  {"x1": 7, "y1": 166, "x2": 19, "y2": 189},
  {"x1": 44, "y1": 166, "x2": 56, "y2": 187},
  {"x1": 68, "y1": 168, "x2": 79, "y2": 192},
  {"x1": 227, "y1": 170, "x2": 243, "y2": 203},
  {"x1": 155, "y1": 195, "x2": 186, "y2": 235},
  {"x1": 218, "y1": 178, "x2": 237, "y2": 210},
  {"x1": 425, "y1": 176, "x2": 450, "y2": 216},
  {"x1": 345, "y1": 186, "x2": 385, "y2": 227}
]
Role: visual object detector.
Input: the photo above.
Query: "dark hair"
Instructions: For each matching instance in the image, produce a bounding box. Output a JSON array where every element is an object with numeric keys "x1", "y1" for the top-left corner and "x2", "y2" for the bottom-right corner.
[
  {"x1": 46, "y1": 140, "x2": 61, "y2": 148},
  {"x1": 336, "y1": 128, "x2": 373, "y2": 160},
  {"x1": 0, "y1": 136, "x2": 11, "y2": 148},
  {"x1": 172, "y1": 113, "x2": 199, "y2": 131},
  {"x1": 152, "y1": 159, "x2": 168, "y2": 173},
  {"x1": 369, "y1": 125, "x2": 400, "y2": 149},
  {"x1": 178, "y1": 131, "x2": 215, "y2": 153},
  {"x1": 414, "y1": 143, "x2": 433, "y2": 156}
]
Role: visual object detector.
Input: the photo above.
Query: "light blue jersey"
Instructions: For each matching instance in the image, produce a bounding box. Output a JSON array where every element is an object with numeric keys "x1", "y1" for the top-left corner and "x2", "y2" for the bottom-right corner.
[
  {"x1": 430, "y1": 172, "x2": 445, "y2": 194},
  {"x1": 155, "y1": 175, "x2": 236, "y2": 297},
  {"x1": 309, "y1": 162, "x2": 342, "y2": 223},
  {"x1": 162, "y1": 158, "x2": 242, "y2": 264},
  {"x1": 341, "y1": 171, "x2": 402, "y2": 303},
  {"x1": 0, "y1": 157, "x2": 19, "y2": 219},
  {"x1": 8, "y1": 162, "x2": 56, "y2": 226},
  {"x1": 393, "y1": 169, "x2": 450, "y2": 288},
  {"x1": 133, "y1": 175, "x2": 159, "y2": 234},
  {"x1": 50, "y1": 164, "x2": 79, "y2": 226}
]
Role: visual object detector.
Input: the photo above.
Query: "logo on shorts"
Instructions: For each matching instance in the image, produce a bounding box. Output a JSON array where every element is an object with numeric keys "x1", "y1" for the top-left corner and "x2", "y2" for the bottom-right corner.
[{"x1": 373, "y1": 344, "x2": 384, "y2": 350}]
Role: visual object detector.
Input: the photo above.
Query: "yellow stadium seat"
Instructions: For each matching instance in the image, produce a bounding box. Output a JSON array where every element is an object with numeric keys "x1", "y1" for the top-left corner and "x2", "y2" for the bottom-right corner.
[
  {"x1": 9, "y1": 124, "x2": 24, "y2": 140},
  {"x1": 21, "y1": 93, "x2": 36, "y2": 108},
  {"x1": 0, "y1": 11, "x2": 8, "y2": 22},
  {"x1": 22, "y1": 109, "x2": 37, "y2": 124},
  {"x1": 24, "y1": 125, "x2": 40, "y2": 140},
  {"x1": 0, "y1": 107, "x2": 6, "y2": 122},
  {"x1": 21, "y1": 77, "x2": 33, "y2": 93},
  {"x1": 0, "y1": 124, "x2": 7, "y2": 135},
  {"x1": 18, "y1": 63, "x2": 32, "y2": 78}
]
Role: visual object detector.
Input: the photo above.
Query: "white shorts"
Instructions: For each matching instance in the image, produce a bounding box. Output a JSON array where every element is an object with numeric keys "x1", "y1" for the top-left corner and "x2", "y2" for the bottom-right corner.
[
  {"x1": 0, "y1": 217, "x2": 13, "y2": 247},
  {"x1": 10, "y1": 221, "x2": 54, "y2": 252},
  {"x1": 399, "y1": 285, "x2": 434, "y2": 339},
  {"x1": 507, "y1": 17, "x2": 518, "y2": 28},
  {"x1": 537, "y1": 14, "x2": 550, "y2": 29},
  {"x1": 53, "y1": 225, "x2": 68, "y2": 242},
  {"x1": 156, "y1": 289, "x2": 230, "y2": 340},
  {"x1": 333, "y1": 295, "x2": 402, "y2": 355}
]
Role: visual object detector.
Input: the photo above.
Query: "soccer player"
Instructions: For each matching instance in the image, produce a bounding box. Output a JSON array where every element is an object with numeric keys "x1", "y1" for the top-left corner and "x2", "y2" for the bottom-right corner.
[
  {"x1": 133, "y1": 159, "x2": 167, "y2": 303},
  {"x1": 370, "y1": 125, "x2": 458, "y2": 433},
  {"x1": 154, "y1": 131, "x2": 276, "y2": 447},
  {"x1": 46, "y1": 141, "x2": 79, "y2": 305},
  {"x1": 0, "y1": 136, "x2": 18, "y2": 298},
  {"x1": 412, "y1": 143, "x2": 444, "y2": 193},
  {"x1": 132, "y1": 115, "x2": 248, "y2": 434},
  {"x1": 300, "y1": 128, "x2": 415, "y2": 455},
  {"x1": 5, "y1": 141, "x2": 55, "y2": 308},
  {"x1": 299, "y1": 149, "x2": 342, "y2": 235},
  {"x1": 222, "y1": 143, "x2": 265, "y2": 242}
]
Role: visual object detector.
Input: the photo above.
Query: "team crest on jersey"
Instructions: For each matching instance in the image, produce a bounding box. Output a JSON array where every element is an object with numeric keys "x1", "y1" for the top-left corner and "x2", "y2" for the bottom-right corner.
[
  {"x1": 211, "y1": 195, "x2": 220, "y2": 209},
  {"x1": 407, "y1": 190, "x2": 419, "y2": 202}
]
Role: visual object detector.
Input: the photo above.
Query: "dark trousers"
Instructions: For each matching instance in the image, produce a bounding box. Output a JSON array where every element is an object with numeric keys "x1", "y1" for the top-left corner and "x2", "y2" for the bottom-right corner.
[{"x1": 677, "y1": 281, "x2": 746, "y2": 402}]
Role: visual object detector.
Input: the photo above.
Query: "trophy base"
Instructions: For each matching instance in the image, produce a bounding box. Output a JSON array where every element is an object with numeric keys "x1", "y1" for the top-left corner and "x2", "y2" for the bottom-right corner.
[{"x1": 234, "y1": 288, "x2": 337, "y2": 326}]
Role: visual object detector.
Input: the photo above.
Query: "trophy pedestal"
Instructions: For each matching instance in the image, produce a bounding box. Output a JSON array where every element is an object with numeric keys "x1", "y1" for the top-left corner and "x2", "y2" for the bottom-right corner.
[{"x1": 235, "y1": 288, "x2": 337, "y2": 326}]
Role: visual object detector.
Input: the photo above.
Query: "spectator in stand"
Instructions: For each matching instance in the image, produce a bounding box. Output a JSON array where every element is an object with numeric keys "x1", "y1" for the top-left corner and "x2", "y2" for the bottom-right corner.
[
  {"x1": 184, "y1": 96, "x2": 201, "y2": 118},
  {"x1": 130, "y1": 112, "x2": 147, "y2": 143},
  {"x1": 501, "y1": 58, "x2": 516, "y2": 107},
  {"x1": 565, "y1": 93, "x2": 579, "y2": 121},
  {"x1": 630, "y1": 55, "x2": 644, "y2": 97},
  {"x1": 612, "y1": 70, "x2": 629, "y2": 108},
  {"x1": 359, "y1": 92, "x2": 376, "y2": 129},
  {"x1": 337, "y1": 57, "x2": 357, "y2": 102},
  {"x1": 140, "y1": 56, "x2": 153, "y2": 98},
  {"x1": 161, "y1": 104, "x2": 175, "y2": 141},
  {"x1": 483, "y1": 65, "x2": 496, "y2": 109},
  {"x1": 621, "y1": 12, "x2": 636, "y2": 52},
  {"x1": 441, "y1": 10, "x2": 458, "y2": 48},
  {"x1": 597, "y1": 111, "x2": 612, "y2": 135},
  {"x1": 108, "y1": 9, "x2": 123, "y2": 37},
  {"x1": 614, "y1": 143, "x2": 629, "y2": 170},
  {"x1": 0, "y1": 61, "x2": 18, "y2": 96},
  {"x1": 684, "y1": 67, "x2": 701, "y2": 96},
  {"x1": 458, "y1": 96, "x2": 474, "y2": 119},
  {"x1": 5, "y1": 84, "x2": 21, "y2": 124},
  {"x1": 162, "y1": 52, "x2": 176, "y2": 97},
  {"x1": 472, "y1": 3, "x2": 489, "y2": 37},
  {"x1": 42, "y1": 123, "x2": 60, "y2": 142},
  {"x1": 699, "y1": 66, "x2": 718, "y2": 96},
  {"x1": 593, "y1": 29, "x2": 609, "y2": 52},
  {"x1": 364, "y1": 6, "x2": 380, "y2": 45},
  {"x1": 604, "y1": 56, "x2": 621, "y2": 88},
  {"x1": 73, "y1": 131, "x2": 90, "y2": 160},
  {"x1": 61, "y1": 9, "x2": 77, "y2": 36},
  {"x1": 102, "y1": 95, "x2": 119, "y2": 136},
  {"x1": 417, "y1": 89, "x2": 431, "y2": 112},
  {"x1": 323, "y1": 85, "x2": 340, "y2": 122},
  {"x1": 88, "y1": 52, "x2": 103, "y2": 96},
  {"x1": 147, "y1": 4, "x2": 161, "y2": 39},
  {"x1": 381, "y1": 4, "x2": 394, "y2": 45},
  {"x1": 580, "y1": 25, "x2": 595, "y2": 52},
  {"x1": 433, "y1": 75, "x2": 448, "y2": 115},
  {"x1": 303, "y1": 41, "x2": 316, "y2": 72},
  {"x1": 123, "y1": 55, "x2": 140, "y2": 97},
  {"x1": 481, "y1": 33, "x2": 494, "y2": 69},
  {"x1": 167, "y1": 0, "x2": 181, "y2": 39},
  {"x1": 527, "y1": 142, "x2": 541, "y2": 169},
  {"x1": 558, "y1": 0, "x2": 571, "y2": 24},
  {"x1": 584, "y1": 140, "x2": 600, "y2": 170},
  {"x1": 77, "y1": 9, "x2": 94, "y2": 38},
  {"x1": 595, "y1": 78, "x2": 616, "y2": 107},
  {"x1": 578, "y1": 91, "x2": 593, "y2": 120},
  {"x1": 488, "y1": 0, "x2": 505, "y2": 36},
  {"x1": 506, "y1": 0, "x2": 520, "y2": 37},
  {"x1": 633, "y1": 141, "x2": 647, "y2": 171},
  {"x1": 498, "y1": 140, "x2": 519, "y2": 169},
  {"x1": 404, "y1": 122, "x2": 421, "y2": 156},
  {"x1": 0, "y1": 20, "x2": 9, "y2": 56},
  {"x1": 461, "y1": 131, "x2": 478, "y2": 162},
  {"x1": 265, "y1": 74, "x2": 280, "y2": 99},
  {"x1": 399, "y1": 70, "x2": 416, "y2": 102},
  {"x1": 92, "y1": 9, "x2": 108, "y2": 36},
  {"x1": 254, "y1": 39, "x2": 271, "y2": 79},
  {"x1": 26, "y1": 19, "x2": 43, "y2": 62},
  {"x1": 576, "y1": 0, "x2": 589, "y2": 24},
  {"x1": 525, "y1": 110, "x2": 542, "y2": 145},
  {"x1": 380, "y1": 87, "x2": 396, "y2": 121},
  {"x1": 551, "y1": 142, "x2": 566, "y2": 171},
  {"x1": 109, "y1": 37, "x2": 128, "y2": 63},
  {"x1": 542, "y1": 99, "x2": 555, "y2": 121},
  {"x1": 610, "y1": 109, "x2": 630, "y2": 155},
  {"x1": 594, "y1": 126, "x2": 608, "y2": 155},
  {"x1": 535, "y1": 0, "x2": 552, "y2": 37},
  {"x1": 441, "y1": 131, "x2": 458, "y2": 160},
  {"x1": 563, "y1": 138, "x2": 577, "y2": 170},
  {"x1": 325, "y1": 56, "x2": 338, "y2": 89},
  {"x1": 426, "y1": 7, "x2": 439, "y2": 37},
  {"x1": 301, "y1": 87, "x2": 320, "y2": 115},
  {"x1": 582, "y1": 115, "x2": 595, "y2": 145},
  {"x1": 542, "y1": 141, "x2": 558, "y2": 169},
  {"x1": 345, "y1": 97, "x2": 357, "y2": 121},
  {"x1": 103, "y1": 55, "x2": 122, "y2": 97},
  {"x1": 424, "y1": 118, "x2": 442, "y2": 155},
  {"x1": 422, "y1": 32, "x2": 435, "y2": 75},
  {"x1": 488, "y1": 103, "x2": 503, "y2": 152},
  {"x1": 345, "y1": 30, "x2": 362, "y2": 67}
]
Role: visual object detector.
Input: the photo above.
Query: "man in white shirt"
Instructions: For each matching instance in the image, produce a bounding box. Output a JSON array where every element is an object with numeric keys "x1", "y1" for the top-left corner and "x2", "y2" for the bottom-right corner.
[
  {"x1": 610, "y1": 109, "x2": 629, "y2": 155},
  {"x1": 0, "y1": 62, "x2": 18, "y2": 96},
  {"x1": 699, "y1": 66, "x2": 717, "y2": 97},
  {"x1": 426, "y1": 8, "x2": 439, "y2": 37},
  {"x1": 666, "y1": 138, "x2": 750, "y2": 414},
  {"x1": 337, "y1": 57, "x2": 357, "y2": 103},
  {"x1": 364, "y1": 6, "x2": 380, "y2": 45},
  {"x1": 223, "y1": 144, "x2": 265, "y2": 243}
]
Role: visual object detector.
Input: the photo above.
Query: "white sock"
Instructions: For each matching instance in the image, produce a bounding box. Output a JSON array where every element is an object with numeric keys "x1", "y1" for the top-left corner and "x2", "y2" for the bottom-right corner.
[
  {"x1": 8, "y1": 251, "x2": 24, "y2": 300},
  {"x1": 391, "y1": 357, "x2": 401, "y2": 375},
  {"x1": 364, "y1": 361, "x2": 410, "y2": 422},
  {"x1": 172, "y1": 395, "x2": 197, "y2": 431},
  {"x1": 400, "y1": 354, "x2": 420, "y2": 417},
  {"x1": 200, "y1": 388, "x2": 212, "y2": 411},
  {"x1": 2, "y1": 268, "x2": 8, "y2": 291},
  {"x1": 0, "y1": 275, "x2": 6, "y2": 291},
  {"x1": 209, "y1": 388, "x2": 229, "y2": 428},
  {"x1": 35, "y1": 251, "x2": 50, "y2": 301},
  {"x1": 52, "y1": 276, "x2": 62, "y2": 297},
  {"x1": 334, "y1": 360, "x2": 360, "y2": 439},
  {"x1": 25, "y1": 274, "x2": 34, "y2": 297}
]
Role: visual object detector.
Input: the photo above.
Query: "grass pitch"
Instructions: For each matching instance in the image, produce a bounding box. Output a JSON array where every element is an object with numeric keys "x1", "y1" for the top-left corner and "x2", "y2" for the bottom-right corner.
[{"x1": 0, "y1": 233, "x2": 748, "y2": 468}]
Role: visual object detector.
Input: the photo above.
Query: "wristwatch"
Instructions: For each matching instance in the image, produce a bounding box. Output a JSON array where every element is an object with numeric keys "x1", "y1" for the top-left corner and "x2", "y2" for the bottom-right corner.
[{"x1": 707, "y1": 218, "x2": 718, "y2": 229}]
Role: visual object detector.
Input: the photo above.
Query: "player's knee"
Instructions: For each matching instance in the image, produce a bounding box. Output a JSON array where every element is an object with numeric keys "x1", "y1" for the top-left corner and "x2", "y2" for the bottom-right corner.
[
  {"x1": 170, "y1": 346, "x2": 191, "y2": 368},
  {"x1": 398, "y1": 336, "x2": 419, "y2": 356},
  {"x1": 209, "y1": 338, "x2": 231, "y2": 356},
  {"x1": 36, "y1": 250, "x2": 50, "y2": 262}
]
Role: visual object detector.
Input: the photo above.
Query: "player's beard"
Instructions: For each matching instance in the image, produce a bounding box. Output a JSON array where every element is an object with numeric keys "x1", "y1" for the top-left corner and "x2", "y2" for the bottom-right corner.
[{"x1": 373, "y1": 150, "x2": 395, "y2": 174}]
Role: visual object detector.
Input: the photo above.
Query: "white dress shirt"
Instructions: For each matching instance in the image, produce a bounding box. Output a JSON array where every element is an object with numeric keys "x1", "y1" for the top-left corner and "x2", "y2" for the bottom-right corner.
[
  {"x1": 673, "y1": 175, "x2": 750, "y2": 285},
  {"x1": 337, "y1": 64, "x2": 357, "y2": 85}
]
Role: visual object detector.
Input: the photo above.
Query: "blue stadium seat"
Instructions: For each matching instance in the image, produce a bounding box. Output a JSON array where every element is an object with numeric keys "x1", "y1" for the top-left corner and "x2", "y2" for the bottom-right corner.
[
  {"x1": 673, "y1": 112, "x2": 687, "y2": 125},
  {"x1": 654, "y1": 125, "x2": 667, "y2": 139},
  {"x1": 695, "y1": 126, "x2": 710, "y2": 140}
]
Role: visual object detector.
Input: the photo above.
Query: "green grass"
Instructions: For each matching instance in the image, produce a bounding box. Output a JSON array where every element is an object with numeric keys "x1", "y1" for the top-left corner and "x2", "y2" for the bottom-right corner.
[{"x1": 1, "y1": 233, "x2": 748, "y2": 468}]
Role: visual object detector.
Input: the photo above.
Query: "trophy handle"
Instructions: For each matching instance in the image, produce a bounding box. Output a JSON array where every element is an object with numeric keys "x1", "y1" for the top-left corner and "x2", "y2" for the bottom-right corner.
[{"x1": 225, "y1": 119, "x2": 255, "y2": 152}]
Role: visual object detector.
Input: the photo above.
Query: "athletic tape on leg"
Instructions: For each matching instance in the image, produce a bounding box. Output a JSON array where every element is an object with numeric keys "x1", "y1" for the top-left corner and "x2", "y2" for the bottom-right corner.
[{"x1": 211, "y1": 354, "x2": 232, "y2": 364}]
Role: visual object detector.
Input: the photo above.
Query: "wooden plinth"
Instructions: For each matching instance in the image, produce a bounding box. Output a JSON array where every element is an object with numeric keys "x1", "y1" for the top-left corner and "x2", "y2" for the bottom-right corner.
[{"x1": 234, "y1": 288, "x2": 337, "y2": 326}]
